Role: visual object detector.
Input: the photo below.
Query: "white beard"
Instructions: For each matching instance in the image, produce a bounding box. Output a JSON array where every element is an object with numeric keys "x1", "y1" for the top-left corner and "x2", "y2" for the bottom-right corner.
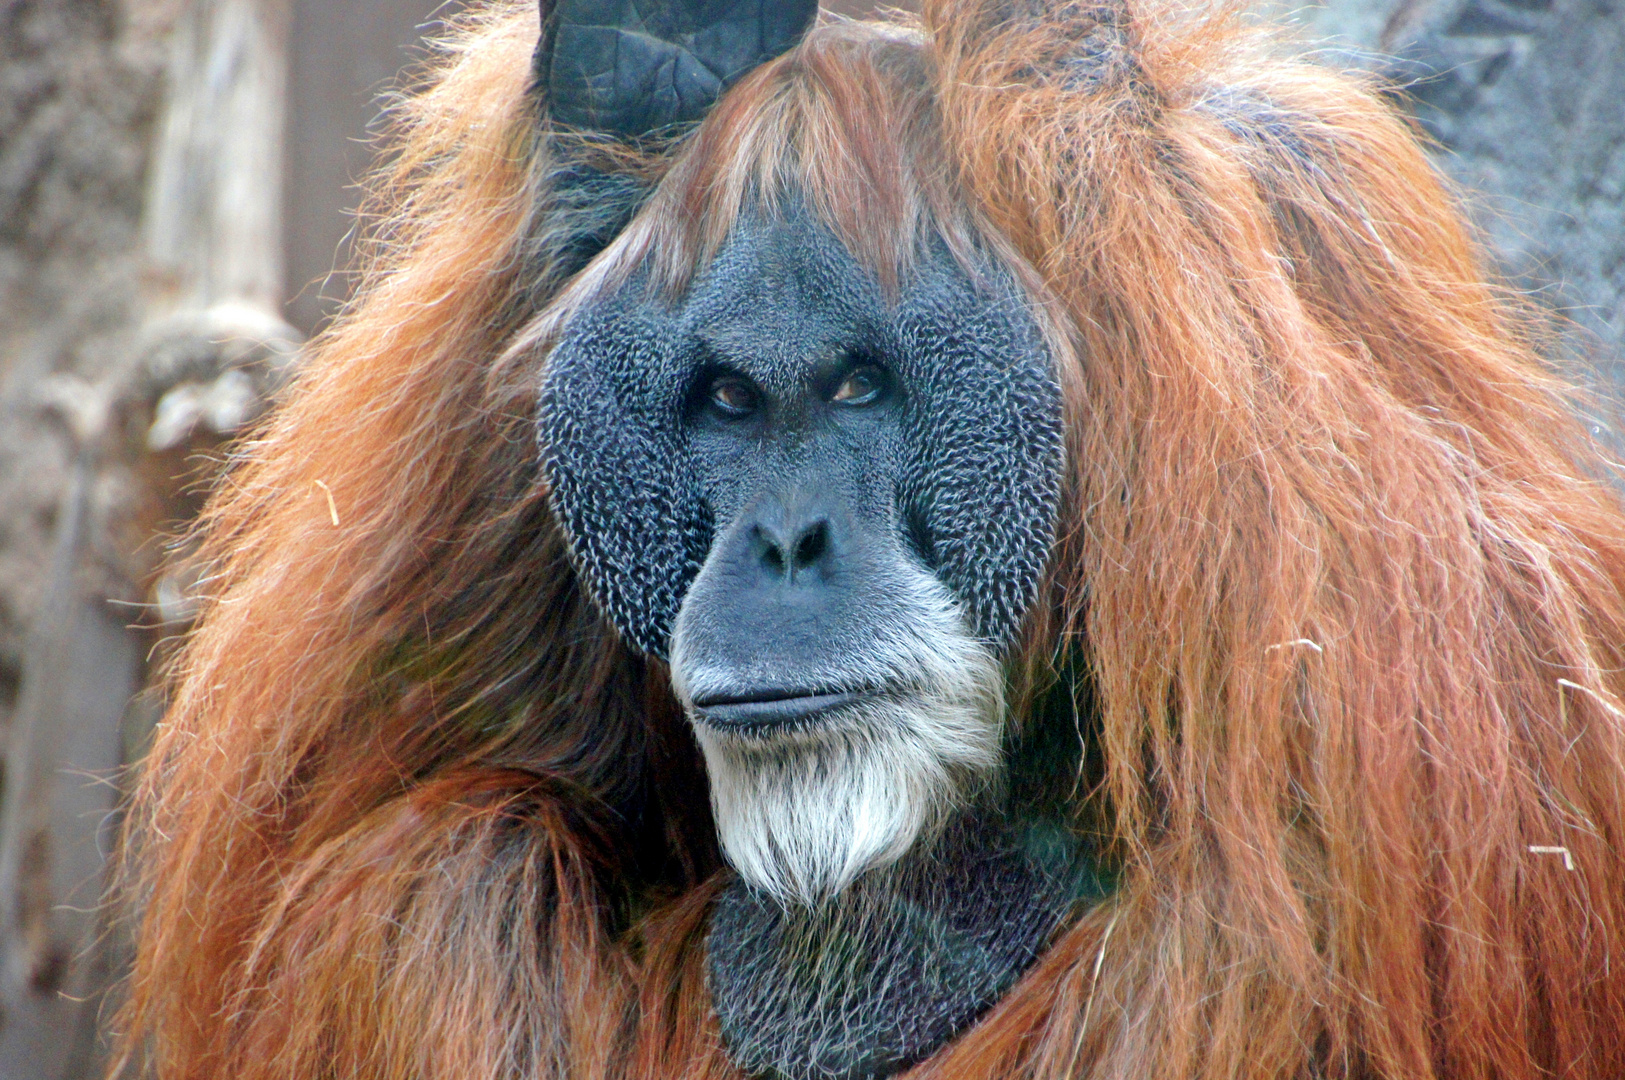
[{"x1": 672, "y1": 576, "x2": 1005, "y2": 906}]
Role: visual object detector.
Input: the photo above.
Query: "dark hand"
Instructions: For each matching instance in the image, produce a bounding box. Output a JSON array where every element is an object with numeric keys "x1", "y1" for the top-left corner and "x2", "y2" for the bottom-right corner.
[{"x1": 538, "y1": 0, "x2": 819, "y2": 138}]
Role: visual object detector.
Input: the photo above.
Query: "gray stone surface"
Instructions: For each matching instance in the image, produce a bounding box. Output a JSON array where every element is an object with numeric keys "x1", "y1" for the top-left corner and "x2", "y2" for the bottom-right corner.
[{"x1": 1292, "y1": 0, "x2": 1625, "y2": 395}]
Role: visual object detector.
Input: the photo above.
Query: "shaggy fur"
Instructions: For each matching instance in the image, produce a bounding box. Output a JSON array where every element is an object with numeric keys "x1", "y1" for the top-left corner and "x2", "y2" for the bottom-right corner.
[
  {"x1": 707, "y1": 815, "x2": 1074, "y2": 1079},
  {"x1": 115, "y1": 2, "x2": 1625, "y2": 1079}
]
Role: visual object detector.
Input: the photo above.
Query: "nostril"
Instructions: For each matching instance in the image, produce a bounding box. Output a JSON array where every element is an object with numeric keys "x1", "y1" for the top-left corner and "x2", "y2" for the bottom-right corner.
[
  {"x1": 748, "y1": 516, "x2": 832, "y2": 583},
  {"x1": 792, "y1": 520, "x2": 829, "y2": 570},
  {"x1": 754, "y1": 525, "x2": 787, "y2": 576}
]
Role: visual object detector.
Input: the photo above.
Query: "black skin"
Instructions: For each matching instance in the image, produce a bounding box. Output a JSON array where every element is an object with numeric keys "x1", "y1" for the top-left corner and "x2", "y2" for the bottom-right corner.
[
  {"x1": 539, "y1": 207, "x2": 1097, "y2": 1078},
  {"x1": 530, "y1": 3, "x2": 1107, "y2": 1075},
  {"x1": 540, "y1": 207, "x2": 1065, "y2": 661},
  {"x1": 535, "y1": 0, "x2": 820, "y2": 138},
  {"x1": 680, "y1": 349, "x2": 910, "y2": 726},
  {"x1": 667, "y1": 221, "x2": 933, "y2": 723}
]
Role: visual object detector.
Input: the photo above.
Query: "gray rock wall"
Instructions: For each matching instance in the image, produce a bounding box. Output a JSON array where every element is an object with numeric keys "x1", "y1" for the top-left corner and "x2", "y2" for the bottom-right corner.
[{"x1": 1296, "y1": 0, "x2": 1625, "y2": 390}]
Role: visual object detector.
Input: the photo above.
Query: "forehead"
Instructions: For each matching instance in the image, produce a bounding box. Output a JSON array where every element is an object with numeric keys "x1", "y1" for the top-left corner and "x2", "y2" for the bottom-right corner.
[
  {"x1": 587, "y1": 202, "x2": 1004, "y2": 392},
  {"x1": 538, "y1": 199, "x2": 1067, "y2": 654},
  {"x1": 681, "y1": 210, "x2": 884, "y2": 384},
  {"x1": 679, "y1": 206, "x2": 890, "y2": 354}
]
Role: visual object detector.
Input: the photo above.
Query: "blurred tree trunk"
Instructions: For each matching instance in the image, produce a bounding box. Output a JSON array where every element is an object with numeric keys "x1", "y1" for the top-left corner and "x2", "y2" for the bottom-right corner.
[
  {"x1": 0, "y1": 3, "x2": 165, "y2": 1076},
  {"x1": 0, "y1": 0, "x2": 292, "y2": 1076}
]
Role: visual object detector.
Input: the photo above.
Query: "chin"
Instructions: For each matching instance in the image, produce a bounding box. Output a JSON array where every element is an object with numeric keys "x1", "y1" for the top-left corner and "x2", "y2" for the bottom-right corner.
[{"x1": 671, "y1": 579, "x2": 1006, "y2": 906}]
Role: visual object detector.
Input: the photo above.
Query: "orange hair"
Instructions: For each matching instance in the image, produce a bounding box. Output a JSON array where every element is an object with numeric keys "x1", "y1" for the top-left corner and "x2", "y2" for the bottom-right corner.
[{"x1": 115, "y1": 3, "x2": 1625, "y2": 1078}]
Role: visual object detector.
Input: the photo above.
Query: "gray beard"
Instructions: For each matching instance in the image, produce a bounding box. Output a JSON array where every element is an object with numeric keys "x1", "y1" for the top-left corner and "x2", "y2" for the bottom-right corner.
[{"x1": 677, "y1": 578, "x2": 1007, "y2": 906}]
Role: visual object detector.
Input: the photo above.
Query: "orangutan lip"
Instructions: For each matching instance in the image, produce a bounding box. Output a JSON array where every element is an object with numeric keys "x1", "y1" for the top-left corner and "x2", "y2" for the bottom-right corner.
[{"x1": 691, "y1": 690, "x2": 869, "y2": 733}]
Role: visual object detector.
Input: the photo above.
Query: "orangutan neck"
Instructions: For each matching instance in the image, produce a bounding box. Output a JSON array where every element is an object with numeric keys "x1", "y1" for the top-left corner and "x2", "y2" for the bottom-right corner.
[{"x1": 705, "y1": 817, "x2": 1086, "y2": 1080}]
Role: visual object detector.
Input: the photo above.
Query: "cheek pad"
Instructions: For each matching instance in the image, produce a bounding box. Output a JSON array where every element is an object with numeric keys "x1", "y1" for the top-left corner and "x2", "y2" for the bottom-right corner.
[
  {"x1": 894, "y1": 297, "x2": 1064, "y2": 647},
  {"x1": 538, "y1": 270, "x2": 1065, "y2": 659},
  {"x1": 538, "y1": 308, "x2": 711, "y2": 658}
]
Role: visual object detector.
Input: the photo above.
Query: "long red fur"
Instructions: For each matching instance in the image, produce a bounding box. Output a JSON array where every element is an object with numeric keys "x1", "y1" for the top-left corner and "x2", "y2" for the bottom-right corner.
[{"x1": 114, "y1": 3, "x2": 1625, "y2": 1079}]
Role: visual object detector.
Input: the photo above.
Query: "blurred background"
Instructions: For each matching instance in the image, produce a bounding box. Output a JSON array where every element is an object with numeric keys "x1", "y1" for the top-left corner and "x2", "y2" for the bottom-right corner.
[{"x1": 0, "y1": 0, "x2": 1619, "y2": 1075}]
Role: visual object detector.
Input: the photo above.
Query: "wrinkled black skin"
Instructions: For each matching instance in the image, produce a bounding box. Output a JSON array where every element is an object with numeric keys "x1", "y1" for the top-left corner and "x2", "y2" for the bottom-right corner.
[
  {"x1": 527, "y1": 0, "x2": 818, "y2": 281},
  {"x1": 535, "y1": 0, "x2": 819, "y2": 138},
  {"x1": 532, "y1": 7, "x2": 1083, "y2": 1071},
  {"x1": 538, "y1": 204, "x2": 1080, "y2": 1077},
  {"x1": 539, "y1": 207, "x2": 1065, "y2": 662}
]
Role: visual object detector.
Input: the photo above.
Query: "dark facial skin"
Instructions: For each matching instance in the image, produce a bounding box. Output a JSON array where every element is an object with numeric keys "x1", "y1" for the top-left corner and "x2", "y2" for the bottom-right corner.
[
  {"x1": 679, "y1": 352, "x2": 908, "y2": 727},
  {"x1": 539, "y1": 203, "x2": 1074, "y2": 1079},
  {"x1": 540, "y1": 204, "x2": 1065, "y2": 671},
  {"x1": 671, "y1": 223, "x2": 949, "y2": 728}
]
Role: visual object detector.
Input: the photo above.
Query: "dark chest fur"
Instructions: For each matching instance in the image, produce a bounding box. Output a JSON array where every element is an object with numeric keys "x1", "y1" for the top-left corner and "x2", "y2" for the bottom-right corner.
[{"x1": 705, "y1": 821, "x2": 1081, "y2": 1080}]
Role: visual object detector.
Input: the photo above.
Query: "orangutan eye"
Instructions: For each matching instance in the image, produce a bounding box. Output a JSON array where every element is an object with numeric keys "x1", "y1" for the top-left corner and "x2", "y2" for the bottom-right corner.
[
  {"x1": 831, "y1": 366, "x2": 886, "y2": 406},
  {"x1": 708, "y1": 376, "x2": 760, "y2": 418}
]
